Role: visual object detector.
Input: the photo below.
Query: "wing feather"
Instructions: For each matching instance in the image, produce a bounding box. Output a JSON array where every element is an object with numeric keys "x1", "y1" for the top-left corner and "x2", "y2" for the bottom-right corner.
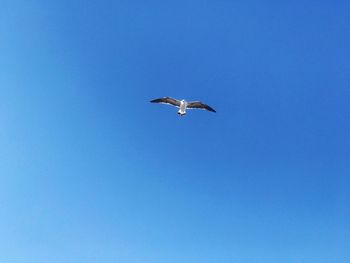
[
  {"x1": 187, "y1": 101, "x2": 216, "y2": 112},
  {"x1": 150, "y1": 97, "x2": 181, "y2": 107}
]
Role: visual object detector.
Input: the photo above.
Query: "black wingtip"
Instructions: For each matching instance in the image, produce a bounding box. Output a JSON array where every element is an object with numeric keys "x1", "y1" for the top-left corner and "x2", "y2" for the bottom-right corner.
[{"x1": 207, "y1": 106, "x2": 216, "y2": 113}]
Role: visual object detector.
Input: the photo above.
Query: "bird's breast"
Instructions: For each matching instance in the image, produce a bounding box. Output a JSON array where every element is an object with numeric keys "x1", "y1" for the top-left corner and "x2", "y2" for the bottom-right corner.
[{"x1": 180, "y1": 101, "x2": 187, "y2": 111}]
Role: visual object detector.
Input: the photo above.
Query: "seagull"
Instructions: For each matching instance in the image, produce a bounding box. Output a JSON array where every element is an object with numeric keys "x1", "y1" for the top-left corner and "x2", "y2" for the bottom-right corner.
[{"x1": 150, "y1": 97, "x2": 216, "y2": 116}]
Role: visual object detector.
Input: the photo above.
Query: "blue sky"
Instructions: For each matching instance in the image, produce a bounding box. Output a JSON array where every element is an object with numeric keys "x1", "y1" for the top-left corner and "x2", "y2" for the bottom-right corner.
[{"x1": 1, "y1": 0, "x2": 350, "y2": 262}]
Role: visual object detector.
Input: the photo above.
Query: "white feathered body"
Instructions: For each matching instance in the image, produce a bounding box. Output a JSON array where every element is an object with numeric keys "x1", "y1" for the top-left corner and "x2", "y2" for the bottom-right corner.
[{"x1": 178, "y1": 100, "x2": 187, "y2": 115}]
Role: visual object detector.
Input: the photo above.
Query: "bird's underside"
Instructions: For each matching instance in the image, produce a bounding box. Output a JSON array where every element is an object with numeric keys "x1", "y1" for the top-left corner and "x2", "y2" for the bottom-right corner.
[{"x1": 150, "y1": 97, "x2": 216, "y2": 116}]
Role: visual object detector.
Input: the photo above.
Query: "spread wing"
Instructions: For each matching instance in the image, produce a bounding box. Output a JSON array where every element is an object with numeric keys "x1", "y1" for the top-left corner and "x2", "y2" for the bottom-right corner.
[
  {"x1": 150, "y1": 97, "x2": 181, "y2": 107},
  {"x1": 187, "y1": 101, "x2": 216, "y2": 112}
]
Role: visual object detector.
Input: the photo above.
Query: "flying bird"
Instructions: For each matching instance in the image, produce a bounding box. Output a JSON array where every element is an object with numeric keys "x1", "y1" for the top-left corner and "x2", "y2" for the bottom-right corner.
[{"x1": 150, "y1": 97, "x2": 216, "y2": 116}]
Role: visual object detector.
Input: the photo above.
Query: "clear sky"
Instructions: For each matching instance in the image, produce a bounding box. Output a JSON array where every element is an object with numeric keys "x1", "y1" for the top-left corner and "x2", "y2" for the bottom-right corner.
[{"x1": 1, "y1": 0, "x2": 350, "y2": 262}]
